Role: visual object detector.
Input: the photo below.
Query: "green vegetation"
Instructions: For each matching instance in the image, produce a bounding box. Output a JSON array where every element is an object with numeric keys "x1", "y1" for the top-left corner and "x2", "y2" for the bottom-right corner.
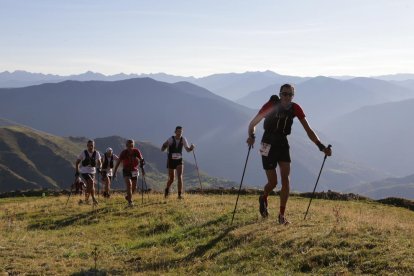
[
  {"x1": 1, "y1": 194, "x2": 413, "y2": 275},
  {"x1": 0, "y1": 126, "x2": 83, "y2": 191}
]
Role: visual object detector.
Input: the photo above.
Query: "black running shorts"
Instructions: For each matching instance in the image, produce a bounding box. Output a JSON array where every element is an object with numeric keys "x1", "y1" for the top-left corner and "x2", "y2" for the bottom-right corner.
[
  {"x1": 167, "y1": 158, "x2": 183, "y2": 170},
  {"x1": 81, "y1": 173, "x2": 95, "y2": 182},
  {"x1": 122, "y1": 169, "x2": 138, "y2": 180},
  {"x1": 261, "y1": 132, "x2": 291, "y2": 170},
  {"x1": 261, "y1": 145, "x2": 291, "y2": 170},
  {"x1": 101, "y1": 171, "x2": 112, "y2": 181}
]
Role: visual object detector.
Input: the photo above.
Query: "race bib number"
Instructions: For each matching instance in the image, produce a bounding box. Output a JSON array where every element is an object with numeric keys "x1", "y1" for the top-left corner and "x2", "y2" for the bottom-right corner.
[
  {"x1": 131, "y1": 171, "x2": 138, "y2": 177},
  {"x1": 172, "y1": 153, "x2": 182, "y2": 160},
  {"x1": 260, "y1": 143, "x2": 271, "y2": 157}
]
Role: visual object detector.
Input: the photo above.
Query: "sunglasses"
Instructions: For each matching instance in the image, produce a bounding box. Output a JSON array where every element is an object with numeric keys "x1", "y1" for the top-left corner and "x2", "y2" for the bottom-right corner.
[{"x1": 281, "y1": 92, "x2": 294, "y2": 97}]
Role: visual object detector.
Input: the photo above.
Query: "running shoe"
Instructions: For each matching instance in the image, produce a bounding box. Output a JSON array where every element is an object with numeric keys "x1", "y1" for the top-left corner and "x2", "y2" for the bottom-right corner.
[
  {"x1": 278, "y1": 214, "x2": 290, "y2": 225},
  {"x1": 259, "y1": 195, "x2": 269, "y2": 218}
]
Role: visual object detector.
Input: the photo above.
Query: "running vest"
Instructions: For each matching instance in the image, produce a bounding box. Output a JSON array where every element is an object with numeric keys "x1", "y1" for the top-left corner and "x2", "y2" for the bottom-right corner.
[
  {"x1": 121, "y1": 149, "x2": 141, "y2": 171},
  {"x1": 102, "y1": 153, "x2": 114, "y2": 169},
  {"x1": 168, "y1": 136, "x2": 183, "y2": 160},
  {"x1": 81, "y1": 150, "x2": 97, "y2": 167},
  {"x1": 263, "y1": 95, "x2": 295, "y2": 136}
]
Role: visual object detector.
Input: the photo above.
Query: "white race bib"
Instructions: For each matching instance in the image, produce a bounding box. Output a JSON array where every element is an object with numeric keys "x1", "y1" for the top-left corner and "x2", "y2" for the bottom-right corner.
[
  {"x1": 172, "y1": 153, "x2": 182, "y2": 160},
  {"x1": 260, "y1": 143, "x2": 271, "y2": 157},
  {"x1": 131, "y1": 171, "x2": 138, "y2": 177}
]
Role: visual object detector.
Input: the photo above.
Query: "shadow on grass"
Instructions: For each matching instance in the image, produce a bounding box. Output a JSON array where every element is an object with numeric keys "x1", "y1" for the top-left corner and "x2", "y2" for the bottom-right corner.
[
  {"x1": 133, "y1": 215, "x2": 257, "y2": 273},
  {"x1": 71, "y1": 268, "x2": 123, "y2": 276},
  {"x1": 27, "y1": 207, "x2": 112, "y2": 230}
]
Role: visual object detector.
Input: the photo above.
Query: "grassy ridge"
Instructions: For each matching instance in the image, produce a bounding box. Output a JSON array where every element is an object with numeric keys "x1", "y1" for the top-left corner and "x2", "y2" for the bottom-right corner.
[{"x1": 1, "y1": 194, "x2": 413, "y2": 275}]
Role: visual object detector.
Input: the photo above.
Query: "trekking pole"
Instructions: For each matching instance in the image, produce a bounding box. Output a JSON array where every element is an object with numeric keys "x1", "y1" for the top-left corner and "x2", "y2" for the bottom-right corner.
[
  {"x1": 192, "y1": 149, "x2": 203, "y2": 194},
  {"x1": 97, "y1": 169, "x2": 100, "y2": 197},
  {"x1": 143, "y1": 172, "x2": 150, "y2": 200},
  {"x1": 141, "y1": 167, "x2": 145, "y2": 204},
  {"x1": 65, "y1": 181, "x2": 74, "y2": 206},
  {"x1": 304, "y1": 145, "x2": 332, "y2": 220},
  {"x1": 230, "y1": 145, "x2": 252, "y2": 225},
  {"x1": 115, "y1": 173, "x2": 121, "y2": 195}
]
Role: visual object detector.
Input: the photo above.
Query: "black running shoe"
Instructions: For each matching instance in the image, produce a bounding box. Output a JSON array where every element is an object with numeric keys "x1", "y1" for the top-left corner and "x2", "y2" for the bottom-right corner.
[
  {"x1": 259, "y1": 195, "x2": 268, "y2": 218},
  {"x1": 164, "y1": 187, "x2": 169, "y2": 198}
]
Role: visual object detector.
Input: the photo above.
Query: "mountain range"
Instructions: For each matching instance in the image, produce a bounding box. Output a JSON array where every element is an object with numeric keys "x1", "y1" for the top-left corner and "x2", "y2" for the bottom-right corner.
[
  {"x1": 1, "y1": 70, "x2": 414, "y2": 199},
  {"x1": 237, "y1": 76, "x2": 414, "y2": 128},
  {"x1": 0, "y1": 77, "x2": 383, "y2": 193},
  {"x1": 2, "y1": 70, "x2": 414, "y2": 99},
  {"x1": 323, "y1": 98, "x2": 414, "y2": 177},
  {"x1": 348, "y1": 174, "x2": 414, "y2": 199}
]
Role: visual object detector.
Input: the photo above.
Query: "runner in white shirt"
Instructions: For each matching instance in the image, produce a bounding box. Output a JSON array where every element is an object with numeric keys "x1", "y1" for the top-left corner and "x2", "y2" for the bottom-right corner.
[
  {"x1": 75, "y1": 140, "x2": 101, "y2": 205},
  {"x1": 161, "y1": 126, "x2": 195, "y2": 199}
]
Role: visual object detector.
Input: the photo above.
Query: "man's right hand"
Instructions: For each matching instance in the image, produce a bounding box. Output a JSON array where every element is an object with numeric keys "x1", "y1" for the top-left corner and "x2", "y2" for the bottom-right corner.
[
  {"x1": 246, "y1": 136, "x2": 255, "y2": 147},
  {"x1": 324, "y1": 145, "x2": 332, "y2": 156}
]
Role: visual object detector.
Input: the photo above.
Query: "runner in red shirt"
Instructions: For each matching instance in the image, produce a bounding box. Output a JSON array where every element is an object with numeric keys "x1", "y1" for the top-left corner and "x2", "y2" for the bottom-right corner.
[
  {"x1": 113, "y1": 139, "x2": 145, "y2": 207},
  {"x1": 247, "y1": 84, "x2": 332, "y2": 225}
]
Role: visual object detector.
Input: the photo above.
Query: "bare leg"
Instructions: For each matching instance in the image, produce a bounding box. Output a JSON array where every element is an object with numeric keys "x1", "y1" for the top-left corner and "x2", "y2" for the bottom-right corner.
[
  {"x1": 131, "y1": 179, "x2": 137, "y2": 194},
  {"x1": 259, "y1": 169, "x2": 278, "y2": 217},
  {"x1": 125, "y1": 177, "x2": 133, "y2": 203},
  {"x1": 166, "y1": 169, "x2": 175, "y2": 189},
  {"x1": 176, "y1": 165, "x2": 184, "y2": 196},
  {"x1": 165, "y1": 169, "x2": 175, "y2": 197},
  {"x1": 87, "y1": 177, "x2": 97, "y2": 204},
  {"x1": 103, "y1": 176, "x2": 110, "y2": 195},
  {"x1": 278, "y1": 161, "x2": 291, "y2": 216},
  {"x1": 264, "y1": 169, "x2": 278, "y2": 196}
]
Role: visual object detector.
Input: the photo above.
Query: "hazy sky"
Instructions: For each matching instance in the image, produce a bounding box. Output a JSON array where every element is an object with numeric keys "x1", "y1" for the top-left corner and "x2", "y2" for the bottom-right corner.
[{"x1": 1, "y1": 0, "x2": 413, "y2": 77}]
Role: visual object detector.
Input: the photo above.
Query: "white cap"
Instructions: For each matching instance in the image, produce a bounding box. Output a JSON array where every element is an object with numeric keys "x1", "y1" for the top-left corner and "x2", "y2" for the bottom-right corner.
[{"x1": 106, "y1": 147, "x2": 113, "y2": 152}]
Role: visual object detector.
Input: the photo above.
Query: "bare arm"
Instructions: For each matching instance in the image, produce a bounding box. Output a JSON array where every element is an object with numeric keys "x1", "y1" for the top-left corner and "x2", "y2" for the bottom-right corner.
[
  {"x1": 184, "y1": 138, "x2": 194, "y2": 152},
  {"x1": 299, "y1": 117, "x2": 332, "y2": 156},
  {"x1": 96, "y1": 157, "x2": 102, "y2": 170},
  {"x1": 246, "y1": 112, "x2": 265, "y2": 147},
  {"x1": 75, "y1": 159, "x2": 81, "y2": 175},
  {"x1": 161, "y1": 141, "x2": 169, "y2": 151},
  {"x1": 184, "y1": 145, "x2": 194, "y2": 152},
  {"x1": 298, "y1": 117, "x2": 320, "y2": 143},
  {"x1": 113, "y1": 158, "x2": 121, "y2": 176}
]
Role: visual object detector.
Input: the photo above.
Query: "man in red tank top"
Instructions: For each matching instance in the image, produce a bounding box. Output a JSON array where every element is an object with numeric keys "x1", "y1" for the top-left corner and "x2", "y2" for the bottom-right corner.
[{"x1": 113, "y1": 139, "x2": 145, "y2": 207}]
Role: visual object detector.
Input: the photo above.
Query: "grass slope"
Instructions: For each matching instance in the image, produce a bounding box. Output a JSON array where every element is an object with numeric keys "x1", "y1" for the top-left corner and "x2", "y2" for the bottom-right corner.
[
  {"x1": 0, "y1": 126, "x2": 82, "y2": 192},
  {"x1": 1, "y1": 194, "x2": 413, "y2": 275}
]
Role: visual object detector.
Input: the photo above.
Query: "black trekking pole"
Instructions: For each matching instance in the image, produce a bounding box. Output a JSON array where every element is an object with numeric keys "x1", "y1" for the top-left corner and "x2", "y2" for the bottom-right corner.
[
  {"x1": 141, "y1": 167, "x2": 145, "y2": 204},
  {"x1": 65, "y1": 181, "x2": 74, "y2": 206},
  {"x1": 304, "y1": 145, "x2": 332, "y2": 220},
  {"x1": 97, "y1": 168, "x2": 100, "y2": 198},
  {"x1": 142, "y1": 171, "x2": 150, "y2": 200},
  {"x1": 192, "y1": 149, "x2": 203, "y2": 194},
  {"x1": 230, "y1": 145, "x2": 252, "y2": 225},
  {"x1": 115, "y1": 172, "x2": 121, "y2": 194}
]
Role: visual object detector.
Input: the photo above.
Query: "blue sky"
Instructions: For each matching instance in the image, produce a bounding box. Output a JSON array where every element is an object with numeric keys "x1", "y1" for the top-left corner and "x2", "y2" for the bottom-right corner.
[{"x1": 1, "y1": 0, "x2": 413, "y2": 77}]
